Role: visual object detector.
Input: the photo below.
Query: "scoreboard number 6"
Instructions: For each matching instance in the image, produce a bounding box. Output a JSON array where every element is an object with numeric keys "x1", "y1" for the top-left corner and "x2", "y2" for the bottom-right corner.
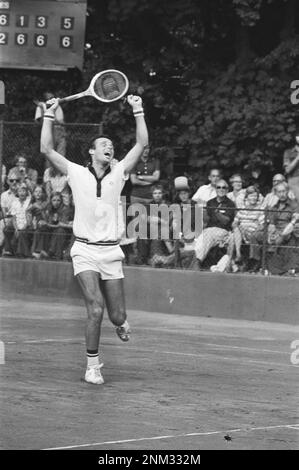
[
  {"x1": 15, "y1": 33, "x2": 28, "y2": 46},
  {"x1": 34, "y1": 34, "x2": 47, "y2": 47},
  {"x1": 60, "y1": 35, "x2": 73, "y2": 48},
  {"x1": 0, "y1": 13, "x2": 9, "y2": 26}
]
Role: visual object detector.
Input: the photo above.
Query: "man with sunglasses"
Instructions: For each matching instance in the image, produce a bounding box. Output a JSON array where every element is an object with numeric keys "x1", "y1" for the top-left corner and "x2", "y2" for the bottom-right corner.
[
  {"x1": 0, "y1": 170, "x2": 20, "y2": 254},
  {"x1": 194, "y1": 180, "x2": 236, "y2": 267}
]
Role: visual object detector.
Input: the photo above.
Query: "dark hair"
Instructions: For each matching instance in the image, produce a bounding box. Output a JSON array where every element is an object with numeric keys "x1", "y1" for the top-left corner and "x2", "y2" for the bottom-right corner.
[
  {"x1": 209, "y1": 168, "x2": 221, "y2": 176},
  {"x1": 88, "y1": 134, "x2": 113, "y2": 150},
  {"x1": 152, "y1": 184, "x2": 164, "y2": 194}
]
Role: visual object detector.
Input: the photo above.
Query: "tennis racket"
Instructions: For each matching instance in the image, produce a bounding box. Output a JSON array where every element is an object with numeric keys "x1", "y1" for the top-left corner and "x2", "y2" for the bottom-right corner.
[{"x1": 58, "y1": 69, "x2": 129, "y2": 104}]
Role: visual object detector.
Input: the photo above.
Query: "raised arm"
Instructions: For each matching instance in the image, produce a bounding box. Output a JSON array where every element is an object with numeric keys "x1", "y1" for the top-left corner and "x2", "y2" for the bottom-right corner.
[
  {"x1": 40, "y1": 99, "x2": 69, "y2": 175},
  {"x1": 122, "y1": 95, "x2": 149, "y2": 174}
]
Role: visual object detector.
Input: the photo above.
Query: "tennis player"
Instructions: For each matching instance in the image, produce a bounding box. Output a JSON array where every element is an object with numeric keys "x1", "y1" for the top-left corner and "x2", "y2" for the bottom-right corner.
[{"x1": 40, "y1": 95, "x2": 148, "y2": 384}]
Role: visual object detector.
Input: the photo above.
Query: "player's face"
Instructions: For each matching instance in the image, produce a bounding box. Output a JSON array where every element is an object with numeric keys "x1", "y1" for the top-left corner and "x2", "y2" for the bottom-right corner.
[{"x1": 92, "y1": 138, "x2": 114, "y2": 164}]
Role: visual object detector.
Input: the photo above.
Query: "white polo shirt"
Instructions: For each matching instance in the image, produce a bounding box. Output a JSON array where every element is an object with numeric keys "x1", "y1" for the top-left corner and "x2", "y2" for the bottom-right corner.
[
  {"x1": 67, "y1": 160, "x2": 126, "y2": 242},
  {"x1": 192, "y1": 184, "x2": 216, "y2": 205}
]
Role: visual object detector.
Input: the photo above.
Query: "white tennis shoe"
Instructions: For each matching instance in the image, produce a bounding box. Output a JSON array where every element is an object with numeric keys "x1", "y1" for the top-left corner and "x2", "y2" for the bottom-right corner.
[
  {"x1": 85, "y1": 364, "x2": 104, "y2": 385},
  {"x1": 115, "y1": 320, "x2": 131, "y2": 342}
]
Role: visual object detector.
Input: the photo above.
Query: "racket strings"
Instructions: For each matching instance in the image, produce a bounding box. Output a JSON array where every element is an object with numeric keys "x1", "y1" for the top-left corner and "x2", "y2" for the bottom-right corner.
[{"x1": 94, "y1": 72, "x2": 127, "y2": 101}]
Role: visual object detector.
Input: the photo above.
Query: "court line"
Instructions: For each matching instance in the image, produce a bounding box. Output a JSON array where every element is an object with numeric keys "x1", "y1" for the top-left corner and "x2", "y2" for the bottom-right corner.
[
  {"x1": 6, "y1": 338, "x2": 298, "y2": 368},
  {"x1": 6, "y1": 337, "x2": 290, "y2": 355},
  {"x1": 43, "y1": 422, "x2": 299, "y2": 450}
]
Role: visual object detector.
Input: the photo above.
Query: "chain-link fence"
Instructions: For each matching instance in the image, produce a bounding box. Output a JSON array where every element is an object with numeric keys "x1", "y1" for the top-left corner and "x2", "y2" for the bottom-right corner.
[{"x1": 2, "y1": 193, "x2": 299, "y2": 276}]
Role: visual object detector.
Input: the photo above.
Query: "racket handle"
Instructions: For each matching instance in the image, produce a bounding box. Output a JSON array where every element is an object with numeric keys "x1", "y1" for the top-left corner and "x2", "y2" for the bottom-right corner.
[{"x1": 58, "y1": 90, "x2": 89, "y2": 104}]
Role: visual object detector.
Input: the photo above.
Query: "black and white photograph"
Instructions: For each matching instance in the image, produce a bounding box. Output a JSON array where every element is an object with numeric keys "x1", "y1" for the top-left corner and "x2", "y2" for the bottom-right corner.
[{"x1": 0, "y1": 0, "x2": 298, "y2": 456}]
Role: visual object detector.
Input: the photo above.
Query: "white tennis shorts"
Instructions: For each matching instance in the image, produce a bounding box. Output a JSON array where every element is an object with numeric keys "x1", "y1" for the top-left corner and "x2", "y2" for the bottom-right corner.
[{"x1": 70, "y1": 241, "x2": 125, "y2": 279}]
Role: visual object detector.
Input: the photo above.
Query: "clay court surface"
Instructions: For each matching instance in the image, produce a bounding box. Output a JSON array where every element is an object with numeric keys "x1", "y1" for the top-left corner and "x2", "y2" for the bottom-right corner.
[{"x1": 0, "y1": 292, "x2": 298, "y2": 450}]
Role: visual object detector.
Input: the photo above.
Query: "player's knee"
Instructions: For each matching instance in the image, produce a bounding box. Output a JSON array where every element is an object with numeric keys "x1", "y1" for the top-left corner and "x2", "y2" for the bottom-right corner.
[{"x1": 109, "y1": 307, "x2": 126, "y2": 325}]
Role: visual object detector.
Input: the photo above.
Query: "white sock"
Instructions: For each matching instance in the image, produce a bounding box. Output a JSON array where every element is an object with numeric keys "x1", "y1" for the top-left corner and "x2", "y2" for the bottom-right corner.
[{"x1": 87, "y1": 351, "x2": 100, "y2": 367}]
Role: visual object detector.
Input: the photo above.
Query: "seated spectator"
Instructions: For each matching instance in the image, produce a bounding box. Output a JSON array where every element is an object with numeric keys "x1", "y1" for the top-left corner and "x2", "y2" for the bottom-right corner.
[
  {"x1": 194, "y1": 179, "x2": 236, "y2": 268},
  {"x1": 130, "y1": 145, "x2": 160, "y2": 204},
  {"x1": 27, "y1": 185, "x2": 48, "y2": 258},
  {"x1": 0, "y1": 170, "x2": 21, "y2": 251},
  {"x1": 245, "y1": 163, "x2": 269, "y2": 196},
  {"x1": 2, "y1": 183, "x2": 31, "y2": 257},
  {"x1": 31, "y1": 192, "x2": 73, "y2": 260},
  {"x1": 147, "y1": 184, "x2": 174, "y2": 266},
  {"x1": 35, "y1": 91, "x2": 66, "y2": 156},
  {"x1": 10, "y1": 153, "x2": 38, "y2": 192},
  {"x1": 152, "y1": 177, "x2": 200, "y2": 269},
  {"x1": 43, "y1": 163, "x2": 68, "y2": 200},
  {"x1": 192, "y1": 168, "x2": 221, "y2": 206},
  {"x1": 249, "y1": 182, "x2": 298, "y2": 272},
  {"x1": 227, "y1": 174, "x2": 246, "y2": 208},
  {"x1": 261, "y1": 174, "x2": 295, "y2": 210},
  {"x1": 230, "y1": 186, "x2": 263, "y2": 267}
]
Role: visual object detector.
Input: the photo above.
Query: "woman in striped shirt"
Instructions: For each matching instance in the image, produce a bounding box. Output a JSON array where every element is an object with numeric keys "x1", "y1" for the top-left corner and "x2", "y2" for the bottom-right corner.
[{"x1": 232, "y1": 185, "x2": 263, "y2": 262}]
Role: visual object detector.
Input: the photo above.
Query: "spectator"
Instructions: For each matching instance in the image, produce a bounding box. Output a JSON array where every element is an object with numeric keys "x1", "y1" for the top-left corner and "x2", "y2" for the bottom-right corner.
[
  {"x1": 10, "y1": 153, "x2": 38, "y2": 192},
  {"x1": 35, "y1": 91, "x2": 66, "y2": 156},
  {"x1": 32, "y1": 192, "x2": 73, "y2": 260},
  {"x1": 245, "y1": 164, "x2": 269, "y2": 196},
  {"x1": 2, "y1": 183, "x2": 31, "y2": 257},
  {"x1": 261, "y1": 174, "x2": 295, "y2": 210},
  {"x1": 27, "y1": 185, "x2": 48, "y2": 258},
  {"x1": 147, "y1": 184, "x2": 174, "y2": 266},
  {"x1": 0, "y1": 169, "x2": 20, "y2": 250},
  {"x1": 194, "y1": 179, "x2": 236, "y2": 268},
  {"x1": 43, "y1": 162, "x2": 68, "y2": 199},
  {"x1": 227, "y1": 173, "x2": 246, "y2": 208},
  {"x1": 151, "y1": 177, "x2": 200, "y2": 269},
  {"x1": 283, "y1": 131, "x2": 299, "y2": 203},
  {"x1": 192, "y1": 168, "x2": 221, "y2": 206},
  {"x1": 231, "y1": 186, "x2": 263, "y2": 265},
  {"x1": 249, "y1": 182, "x2": 298, "y2": 272},
  {"x1": 130, "y1": 145, "x2": 160, "y2": 204}
]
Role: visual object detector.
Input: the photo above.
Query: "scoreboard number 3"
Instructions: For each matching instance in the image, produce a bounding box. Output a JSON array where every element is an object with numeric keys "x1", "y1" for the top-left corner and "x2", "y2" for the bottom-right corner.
[{"x1": 35, "y1": 16, "x2": 48, "y2": 29}]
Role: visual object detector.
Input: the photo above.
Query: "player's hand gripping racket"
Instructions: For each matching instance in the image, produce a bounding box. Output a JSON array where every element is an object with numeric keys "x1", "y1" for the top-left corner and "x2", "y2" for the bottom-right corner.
[{"x1": 58, "y1": 69, "x2": 129, "y2": 104}]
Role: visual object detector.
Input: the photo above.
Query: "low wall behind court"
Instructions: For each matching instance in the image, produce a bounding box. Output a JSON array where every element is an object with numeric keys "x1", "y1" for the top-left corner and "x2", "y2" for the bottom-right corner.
[{"x1": 0, "y1": 258, "x2": 298, "y2": 324}]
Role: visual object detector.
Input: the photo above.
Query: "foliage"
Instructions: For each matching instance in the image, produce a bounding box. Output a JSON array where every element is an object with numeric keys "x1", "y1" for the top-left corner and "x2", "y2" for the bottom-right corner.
[{"x1": 1, "y1": 0, "x2": 299, "y2": 176}]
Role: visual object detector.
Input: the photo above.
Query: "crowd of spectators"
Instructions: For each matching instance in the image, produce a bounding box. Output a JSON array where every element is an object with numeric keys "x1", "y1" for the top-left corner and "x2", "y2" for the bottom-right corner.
[{"x1": 2, "y1": 130, "x2": 299, "y2": 276}]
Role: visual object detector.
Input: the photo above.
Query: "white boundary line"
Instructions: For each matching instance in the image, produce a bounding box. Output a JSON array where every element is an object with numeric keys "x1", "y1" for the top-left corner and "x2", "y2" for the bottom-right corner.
[
  {"x1": 5, "y1": 338, "x2": 299, "y2": 368},
  {"x1": 43, "y1": 423, "x2": 299, "y2": 450}
]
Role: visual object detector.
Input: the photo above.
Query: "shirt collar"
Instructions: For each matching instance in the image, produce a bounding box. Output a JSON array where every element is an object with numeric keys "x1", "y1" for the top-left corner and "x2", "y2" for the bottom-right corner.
[{"x1": 88, "y1": 164, "x2": 111, "y2": 197}]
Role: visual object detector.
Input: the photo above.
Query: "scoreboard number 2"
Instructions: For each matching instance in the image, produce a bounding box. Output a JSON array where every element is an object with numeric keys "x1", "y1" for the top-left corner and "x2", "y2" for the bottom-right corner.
[{"x1": 0, "y1": 32, "x2": 8, "y2": 44}]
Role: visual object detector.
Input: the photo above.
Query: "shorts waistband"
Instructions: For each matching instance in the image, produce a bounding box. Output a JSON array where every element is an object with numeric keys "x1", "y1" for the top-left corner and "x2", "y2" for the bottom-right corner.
[{"x1": 75, "y1": 237, "x2": 119, "y2": 246}]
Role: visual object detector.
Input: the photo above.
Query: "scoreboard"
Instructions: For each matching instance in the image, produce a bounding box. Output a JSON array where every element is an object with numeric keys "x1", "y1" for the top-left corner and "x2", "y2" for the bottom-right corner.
[{"x1": 0, "y1": 0, "x2": 87, "y2": 70}]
